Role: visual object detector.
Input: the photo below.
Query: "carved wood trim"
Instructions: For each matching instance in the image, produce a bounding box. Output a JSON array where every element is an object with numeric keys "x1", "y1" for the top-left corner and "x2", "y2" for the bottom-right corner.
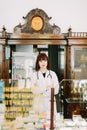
[{"x1": 14, "y1": 8, "x2": 61, "y2": 34}]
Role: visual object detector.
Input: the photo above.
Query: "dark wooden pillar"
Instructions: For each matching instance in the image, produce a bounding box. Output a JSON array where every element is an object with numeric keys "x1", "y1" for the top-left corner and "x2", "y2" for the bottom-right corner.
[{"x1": 50, "y1": 88, "x2": 54, "y2": 130}]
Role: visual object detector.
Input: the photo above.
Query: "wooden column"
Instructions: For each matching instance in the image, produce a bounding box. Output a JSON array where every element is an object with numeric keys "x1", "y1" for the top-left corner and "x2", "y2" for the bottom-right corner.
[{"x1": 50, "y1": 87, "x2": 54, "y2": 130}]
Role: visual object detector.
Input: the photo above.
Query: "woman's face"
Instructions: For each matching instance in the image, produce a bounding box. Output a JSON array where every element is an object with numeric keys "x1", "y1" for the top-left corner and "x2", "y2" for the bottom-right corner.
[{"x1": 39, "y1": 59, "x2": 48, "y2": 69}]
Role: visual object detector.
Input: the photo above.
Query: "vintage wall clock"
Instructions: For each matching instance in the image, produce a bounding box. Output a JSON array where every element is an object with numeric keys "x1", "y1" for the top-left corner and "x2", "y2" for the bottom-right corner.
[{"x1": 31, "y1": 16, "x2": 44, "y2": 31}]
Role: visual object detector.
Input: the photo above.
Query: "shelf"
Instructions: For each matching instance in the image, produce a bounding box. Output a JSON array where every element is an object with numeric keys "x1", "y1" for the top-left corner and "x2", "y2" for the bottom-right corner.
[
  {"x1": 66, "y1": 98, "x2": 87, "y2": 103},
  {"x1": 4, "y1": 86, "x2": 33, "y2": 120}
]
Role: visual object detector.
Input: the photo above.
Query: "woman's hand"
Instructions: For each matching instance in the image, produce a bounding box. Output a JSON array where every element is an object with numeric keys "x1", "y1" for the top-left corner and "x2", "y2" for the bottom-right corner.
[{"x1": 46, "y1": 85, "x2": 54, "y2": 91}]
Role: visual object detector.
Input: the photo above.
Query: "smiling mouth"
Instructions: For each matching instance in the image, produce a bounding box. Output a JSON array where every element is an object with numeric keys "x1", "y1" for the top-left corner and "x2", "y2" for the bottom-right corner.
[{"x1": 42, "y1": 65, "x2": 46, "y2": 66}]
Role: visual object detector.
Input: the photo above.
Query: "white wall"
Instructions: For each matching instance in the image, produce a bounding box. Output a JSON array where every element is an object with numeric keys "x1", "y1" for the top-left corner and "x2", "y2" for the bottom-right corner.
[{"x1": 0, "y1": 0, "x2": 87, "y2": 33}]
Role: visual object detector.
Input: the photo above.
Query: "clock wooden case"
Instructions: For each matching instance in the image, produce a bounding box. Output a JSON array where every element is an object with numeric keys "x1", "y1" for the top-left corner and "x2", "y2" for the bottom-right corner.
[{"x1": 14, "y1": 8, "x2": 60, "y2": 34}]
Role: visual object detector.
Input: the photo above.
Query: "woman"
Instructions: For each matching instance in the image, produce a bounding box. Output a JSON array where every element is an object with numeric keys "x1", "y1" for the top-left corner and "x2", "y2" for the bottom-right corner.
[{"x1": 31, "y1": 53, "x2": 59, "y2": 119}]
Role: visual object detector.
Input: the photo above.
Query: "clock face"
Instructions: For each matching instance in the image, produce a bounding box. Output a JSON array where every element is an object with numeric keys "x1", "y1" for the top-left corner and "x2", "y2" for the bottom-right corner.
[{"x1": 31, "y1": 16, "x2": 44, "y2": 31}]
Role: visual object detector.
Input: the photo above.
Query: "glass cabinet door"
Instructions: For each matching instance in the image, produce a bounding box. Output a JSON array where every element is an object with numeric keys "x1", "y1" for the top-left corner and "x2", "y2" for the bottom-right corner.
[{"x1": 71, "y1": 46, "x2": 87, "y2": 79}]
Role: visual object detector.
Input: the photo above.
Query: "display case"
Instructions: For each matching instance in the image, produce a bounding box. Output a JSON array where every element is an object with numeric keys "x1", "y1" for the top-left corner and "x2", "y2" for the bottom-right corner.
[
  {"x1": 71, "y1": 46, "x2": 87, "y2": 79},
  {"x1": 4, "y1": 85, "x2": 33, "y2": 121},
  {"x1": 11, "y1": 52, "x2": 38, "y2": 87},
  {"x1": 1, "y1": 79, "x2": 87, "y2": 130},
  {"x1": 60, "y1": 79, "x2": 87, "y2": 118},
  {"x1": 1, "y1": 79, "x2": 56, "y2": 129}
]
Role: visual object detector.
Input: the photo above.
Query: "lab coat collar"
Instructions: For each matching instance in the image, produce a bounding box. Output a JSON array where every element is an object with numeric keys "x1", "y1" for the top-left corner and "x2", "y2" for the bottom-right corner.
[{"x1": 38, "y1": 70, "x2": 50, "y2": 77}]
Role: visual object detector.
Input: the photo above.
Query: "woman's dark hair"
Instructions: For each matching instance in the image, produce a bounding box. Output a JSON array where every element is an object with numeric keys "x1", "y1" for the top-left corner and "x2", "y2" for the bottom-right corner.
[{"x1": 35, "y1": 53, "x2": 50, "y2": 71}]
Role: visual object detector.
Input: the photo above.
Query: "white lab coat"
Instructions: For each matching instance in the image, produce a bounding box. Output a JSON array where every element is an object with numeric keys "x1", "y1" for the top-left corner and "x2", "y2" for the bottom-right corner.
[{"x1": 31, "y1": 70, "x2": 59, "y2": 118}]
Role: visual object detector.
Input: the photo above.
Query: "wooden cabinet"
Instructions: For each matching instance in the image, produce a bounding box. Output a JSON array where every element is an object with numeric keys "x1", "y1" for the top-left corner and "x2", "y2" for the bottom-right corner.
[
  {"x1": 0, "y1": 40, "x2": 10, "y2": 87},
  {"x1": 0, "y1": 41, "x2": 5, "y2": 79},
  {"x1": 67, "y1": 45, "x2": 87, "y2": 80},
  {"x1": 64, "y1": 32, "x2": 87, "y2": 118},
  {"x1": 0, "y1": 45, "x2": 3, "y2": 78},
  {"x1": 67, "y1": 32, "x2": 87, "y2": 80},
  {"x1": 0, "y1": 9, "x2": 87, "y2": 120}
]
